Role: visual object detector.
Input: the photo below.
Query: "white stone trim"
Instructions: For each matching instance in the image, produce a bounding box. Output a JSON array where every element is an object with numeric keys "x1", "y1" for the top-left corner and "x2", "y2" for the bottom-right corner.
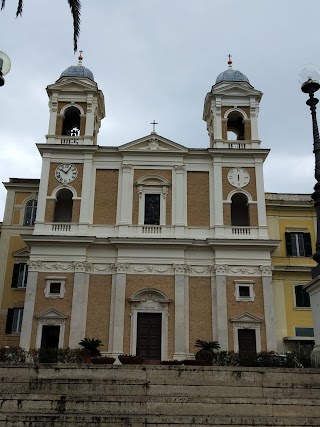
[
  {"x1": 50, "y1": 184, "x2": 78, "y2": 199},
  {"x1": 44, "y1": 277, "x2": 66, "y2": 299},
  {"x1": 129, "y1": 288, "x2": 171, "y2": 360},
  {"x1": 226, "y1": 189, "x2": 253, "y2": 203},
  {"x1": 35, "y1": 308, "x2": 68, "y2": 349},
  {"x1": 231, "y1": 312, "x2": 262, "y2": 353},
  {"x1": 234, "y1": 280, "x2": 255, "y2": 302},
  {"x1": 223, "y1": 107, "x2": 249, "y2": 120},
  {"x1": 60, "y1": 103, "x2": 85, "y2": 115}
]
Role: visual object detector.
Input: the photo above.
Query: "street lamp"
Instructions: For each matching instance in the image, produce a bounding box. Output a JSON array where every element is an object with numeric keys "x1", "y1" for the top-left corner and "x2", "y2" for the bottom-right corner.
[
  {"x1": 0, "y1": 51, "x2": 11, "y2": 87},
  {"x1": 300, "y1": 66, "x2": 320, "y2": 278}
]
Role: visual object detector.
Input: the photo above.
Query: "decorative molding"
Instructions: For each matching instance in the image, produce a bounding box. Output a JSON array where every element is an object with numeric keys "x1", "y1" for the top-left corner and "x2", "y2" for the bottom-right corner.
[
  {"x1": 121, "y1": 163, "x2": 132, "y2": 171},
  {"x1": 215, "y1": 265, "x2": 229, "y2": 276},
  {"x1": 265, "y1": 193, "x2": 312, "y2": 202},
  {"x1": 112, "y1": 262, "x2": 129, "y2": 273},
  {"x1": 130, "y1": 265, "x2": 172, "y2": 274},
  {"x1": 260, "y1": 266, "x2": 273, "y2": 277},
  {"x1": 27, "y1": 260, "x2": 42, "y2": 272},
  {"x1": 92, "y1": 264, "x2": 114, "y2": 273},
  {"x1": 174, "y1": 164, "x2": 185, "y2": 172},
  {"x1": 42, "y1": 262, "x2": 73, "y2": 272},
  {"x1": 228, "y1": 266, "x2": 260, "y2": 276},
  {"x1": 73, "y1": 261, "x2": 92, "y2": 273}
]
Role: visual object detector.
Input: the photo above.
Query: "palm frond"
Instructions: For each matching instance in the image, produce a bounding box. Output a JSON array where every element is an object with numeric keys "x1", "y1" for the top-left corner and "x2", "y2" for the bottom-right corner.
[
  {"x1": 68, "y1": 0, "x2": 81, "y2": 53},
  {"x1": 16, "y1": 0, "x2": 23, "y2": 16},
  {"x1": 1, "y1": 0, "x2": 6, "y2": 10}
]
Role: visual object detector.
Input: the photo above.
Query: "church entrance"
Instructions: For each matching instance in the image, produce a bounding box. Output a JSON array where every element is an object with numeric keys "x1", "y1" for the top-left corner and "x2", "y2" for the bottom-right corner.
[
  {"x1": 40, "y1": 325, "x2": 60, "y2": 349},
  {"x1": 238, "y1": 329, "x2": 256, "y2": 355},
  {"x1": 136, "y1": 313, "x2": 162, "y2": 360}
]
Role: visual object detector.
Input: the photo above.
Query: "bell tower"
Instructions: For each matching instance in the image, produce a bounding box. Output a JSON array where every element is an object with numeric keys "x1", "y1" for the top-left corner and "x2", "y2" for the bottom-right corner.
[
  {"x1": 203, "y1": 56, "x2": 262, "y2": 149},
  {"x1": 46, "y1": 53, "x2": 105, "y2": 146}
]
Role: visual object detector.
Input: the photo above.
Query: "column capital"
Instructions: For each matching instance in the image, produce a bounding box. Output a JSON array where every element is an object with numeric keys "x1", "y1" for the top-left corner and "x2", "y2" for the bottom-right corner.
[
  {"x1": 122, "y1": 163, "x2": 132, "y2": 171},
  {"x1": 174, "y1": 164, "x2": 185, "y2": 173}
]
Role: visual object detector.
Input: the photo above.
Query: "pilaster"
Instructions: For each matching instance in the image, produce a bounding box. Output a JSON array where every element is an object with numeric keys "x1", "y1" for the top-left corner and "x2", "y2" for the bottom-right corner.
[
  {"x1": 212, "y1": 157, "x2": 224, "y2": 237},
  {"x1": 20, "y1": 266, "x2": 39, "y2": 350},
  {"x1": 261, "y1": 266, "x2": 277, "y2": 351},
  {"x1": 174, "y1": 165, "x2": 185, "y2": 229},
  {"x1": 173, "y1": 265, "x2": 189, "y2": 360},
  {"x1": 79, "y1": 154, "x2": 94, "y2": 233},
  {"x1": 215, "y1": 265, "x2": 228, "y2": 351},
  {"x1": 34, "y1": 154, "x2": 51, "y2": 230},
  {"x1": 69, "y1": 264, "x2": 90, "y2": 348},
  {"x1": 108, "y1": 265, "x2": 127, "y2": 356},
  {"x1": 119, "y1": 164, "x2": 133, "y2": 232}
]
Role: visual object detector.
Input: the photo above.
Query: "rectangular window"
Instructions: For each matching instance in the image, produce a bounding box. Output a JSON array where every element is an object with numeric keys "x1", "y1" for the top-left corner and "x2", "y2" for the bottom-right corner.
[
  {"x1": 285, "y1": 232, "x2": 312, "y2": 257},
  {"x1": 295, "y1": 285, "x2": 311, "y2": 308},
  {"x1": 11, "y1": 263, "x2": 28, "y2": 288},
  {"x1": 50, "y1": 282, "x2": 61, "y2": 294},
  {"x1": 239, "y1": 286, "x2": 251, "y2": 297},
  {"x1": 295, "y1": 327, "x2": 314, "y2": 337},
  {"x1": 5, "y1": 308, "x2": 24, "y2": 334},
  {"x1": 144, "y1": 194, "x2": 160, "y2": 225}
]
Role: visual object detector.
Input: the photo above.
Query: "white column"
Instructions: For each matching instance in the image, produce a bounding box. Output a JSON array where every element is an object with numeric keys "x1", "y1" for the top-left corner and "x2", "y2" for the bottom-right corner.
[
  {"x1": 215, "y1": 266, "x2": 228, "y2": 351},
  {"x1": 273, "y1": 279, "x2": 287, "y2": 353},
  {"x1": 213, "y1": 157, "x2": 224, "y2": 238},
  {"x1": 119, "y1": 164, "x2": 133, "y2": 234},
  {"x1": 47, "y1": 93, "x2": 58, "y2": 135},
  {"x1": 69, "y1": 269, "x2": 90, "y2": 348},
  {"x1": 34, "y1": 154, "x2": 51, "y2": 233},
  {"x1": 108, "y1": 270, "x2": 127, "y2": 356},
  {"x1": 174, "y1": 165, "x2": 185, "y2": 230},
  {"x1": 79, "y1": 154, "x2": 93, "y2": 233},
  {"x1": 211, "y1": 274, "x2": 218, "y2": 341},
  {"x1": 250, "y1": 100, "x2": 260, "y2": 140},
  {"x1": 255, "y1": 158, "x2": 269, "y2": 239},
  {"x1": 20, "y1": 268, "x2": 38, "y2": 350},
  {"x1": 173, "y1": 268, "x2": 189, "y2": 360},
  {"x1": 213, "y1": 99, "x2": 222, "y2": 140},
  {"x1": 85, "y1": 94, "x2": 94, "y2": 136},
  {"x1": 261, "y1": 267, "x2": 277, "y2": 351}
]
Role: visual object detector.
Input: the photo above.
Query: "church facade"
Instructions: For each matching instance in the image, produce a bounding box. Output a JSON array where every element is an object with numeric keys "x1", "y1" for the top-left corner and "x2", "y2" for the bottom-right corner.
[{"x1": 0, "y1": 58, "x2": 315, "y2": 359}]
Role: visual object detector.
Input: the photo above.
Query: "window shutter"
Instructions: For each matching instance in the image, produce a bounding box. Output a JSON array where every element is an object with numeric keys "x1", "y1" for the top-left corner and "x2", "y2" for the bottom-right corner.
[
  {"x1": 24, "y1": 265, "x2": 28, "y2": 286},
  {"x1": 304, "y1": 233, "x2": 312, "y2": 257},
  {"x1": 285, "y1": 232, "x2": 292, "y2": 256},
  {"x1": 11, "y1": 264, "x2": 20, "y2": 288},
  {"x1": 5, "y1": 309, "x2": 14, "y2": 334}
]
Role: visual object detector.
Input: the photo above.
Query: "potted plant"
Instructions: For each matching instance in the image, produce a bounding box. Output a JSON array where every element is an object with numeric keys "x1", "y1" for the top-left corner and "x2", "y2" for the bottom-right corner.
[
  {"x1": 91, "y1": 356, "x2": 116, "y2": 365},
  {"x1": 194, "y1": 339, "x2": 220, "y2": 365},
  {"x1": 79, "y1": 338, "x2": 102, "y2": 362},
  {"x1": 118, "y1": 354, "x2": 145, "y2": 365}
]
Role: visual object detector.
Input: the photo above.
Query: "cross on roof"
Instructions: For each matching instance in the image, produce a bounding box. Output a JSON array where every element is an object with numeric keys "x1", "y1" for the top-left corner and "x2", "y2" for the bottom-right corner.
[{"x1": 150, "y1": 120, "x2": 158, "y2": 133}]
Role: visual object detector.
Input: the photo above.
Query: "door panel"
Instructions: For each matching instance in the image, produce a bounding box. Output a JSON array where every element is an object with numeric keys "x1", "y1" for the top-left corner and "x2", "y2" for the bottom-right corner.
[
  {"x1": 40, "y1": 325, "x2": 60, "y2": 349},
  {"x1": 238, "y1": 329, "x2": 256, "y2": 355},
  {"x1": 137, "y1": 313, "x2": 161, "y2": 359}
]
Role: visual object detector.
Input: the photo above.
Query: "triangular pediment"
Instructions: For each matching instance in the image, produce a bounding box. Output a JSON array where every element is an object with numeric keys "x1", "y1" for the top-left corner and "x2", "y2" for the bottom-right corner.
[
  {"x1": 47, "y1": 78, "x2": 97, "y2": 93},
  {"x1": 119, "y1": 133, "x2": 189, "y2": 153},
  {"x1": 230, "y1": 312, "x2": 262, "y2": 323},
  {"x1": 36, "y1": 308, "x2": 68, "y2": 320},
  {"x1": 212, "y1": 82, "x2": 262, "y2": 97},
  {"x1": 12, "y1": 247, "x2": 30, "y2": 258}
]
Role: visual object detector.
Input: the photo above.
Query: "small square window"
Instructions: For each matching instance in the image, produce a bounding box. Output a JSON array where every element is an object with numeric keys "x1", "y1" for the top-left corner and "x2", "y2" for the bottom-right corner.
[
  {"x1": 50, "y1": 282, "x2": 61, "y2": 294},
  {"x1": 239, "y1": 286, "x2": 250, "y2": 298},
  {"x1": 44, "y1": 278, "x2": 65, "y2": 299},
  {"x1": 234, "y1": 281, "x2": 255, "y2": 302}
]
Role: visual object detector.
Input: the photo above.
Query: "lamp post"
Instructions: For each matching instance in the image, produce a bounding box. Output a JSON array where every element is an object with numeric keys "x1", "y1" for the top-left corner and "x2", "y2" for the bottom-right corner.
[
  {"x1": 301, "y1": 76, "x2": 320, "y2": 278},
  {"x1": 0, "y1": 51, "x2": 11, "y2": 87},
  {"x1": 301, "y1": 66, "x2": 320, "y2": 367}
]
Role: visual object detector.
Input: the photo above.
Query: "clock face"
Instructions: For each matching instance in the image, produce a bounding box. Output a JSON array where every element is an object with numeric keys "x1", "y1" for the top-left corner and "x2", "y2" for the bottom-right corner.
[
  {"x1": 55, "y1": 164, "x2": 78, "y2": 184},
  {"x1": 227, "y1": 168, "x2": 250, "y2": 188}
]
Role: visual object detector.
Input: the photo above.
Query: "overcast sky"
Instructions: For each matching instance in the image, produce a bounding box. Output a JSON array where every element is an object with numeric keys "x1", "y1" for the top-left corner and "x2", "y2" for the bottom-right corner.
[{"x1": 0, "y1": 0, "x2": 318, "y2": 220}]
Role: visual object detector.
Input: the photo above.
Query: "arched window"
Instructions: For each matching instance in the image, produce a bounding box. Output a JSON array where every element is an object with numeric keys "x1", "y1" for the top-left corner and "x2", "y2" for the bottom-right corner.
[
  {"x1": 231, "y1": 193, "x2": 249, "y2": 226},
  {"x1": 54, "y1": 189, "x2": 73, "y2": 222},
  {"x1": 227, "y1": 111, "x2": 245, "y2": 140},
  {"x1": 62, "y1": 107, "x2": 81, "y2": 136},
  {"x1": 24, "y1": 199, "x2": 37, "y2": 226}
]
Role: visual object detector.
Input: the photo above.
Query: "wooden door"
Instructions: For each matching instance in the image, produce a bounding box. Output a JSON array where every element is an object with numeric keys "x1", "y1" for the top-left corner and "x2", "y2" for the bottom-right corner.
[
  {"x1": 238, "y1": 329, "x2": 256, "y2": 355},
  {"x1": 136, "y1": 313, "x2": 162, "y2": 359},
  {"x1": 41, "y1": 325, "x2": 60, "y2": 349}
]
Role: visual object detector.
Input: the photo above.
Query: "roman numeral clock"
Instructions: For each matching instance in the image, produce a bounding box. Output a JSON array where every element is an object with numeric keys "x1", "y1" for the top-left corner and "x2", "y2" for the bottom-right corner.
[{"x1": 55, "y1": 164, "x2": 78, "y2": 184}]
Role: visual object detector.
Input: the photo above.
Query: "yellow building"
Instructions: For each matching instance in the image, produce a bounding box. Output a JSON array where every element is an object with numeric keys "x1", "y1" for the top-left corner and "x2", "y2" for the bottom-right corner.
[{"x1": 266, "y1": 192, "x2": 316, "y2": 355}]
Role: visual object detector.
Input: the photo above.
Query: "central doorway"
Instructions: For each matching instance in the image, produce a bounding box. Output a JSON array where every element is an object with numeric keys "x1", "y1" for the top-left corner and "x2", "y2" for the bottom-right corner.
[
  {"x1": 238, "y1": 329, "x2": 256, "y2": 355},
  {"x1": 136, "y1": 313, "x2": 162, "y2": 360},
  {"x1": 41, "y1": 325, "x2": 60, "y2": 349}
]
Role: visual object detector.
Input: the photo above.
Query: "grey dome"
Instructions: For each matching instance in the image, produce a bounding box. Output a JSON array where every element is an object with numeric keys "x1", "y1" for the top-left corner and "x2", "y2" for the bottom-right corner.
[
  {"x1": 215, "y1": 68, "x2": 250, "y2": 84},
  {"x1": 60, "y1": 65, "x2": 94, "y2": 81}
]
